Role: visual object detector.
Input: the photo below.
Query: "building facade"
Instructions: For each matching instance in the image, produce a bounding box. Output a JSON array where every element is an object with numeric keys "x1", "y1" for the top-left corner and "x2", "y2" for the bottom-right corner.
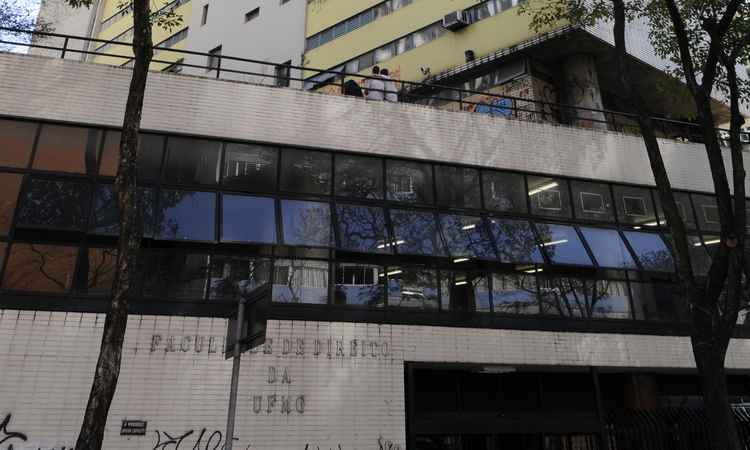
[{"x1": 1, "y1": 50, "x2": 750, "y2": 450}]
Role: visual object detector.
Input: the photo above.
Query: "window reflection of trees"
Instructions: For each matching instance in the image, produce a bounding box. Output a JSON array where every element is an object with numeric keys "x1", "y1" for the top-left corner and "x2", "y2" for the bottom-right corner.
[
  {"x1": 387, "y1": 267, "x2": 439, "y2": 309},
  {"x1": 441, "y1": 272, "x2": 490, "y2": 312},
  {"x1": 92, "y1": 186, "x2": 157, "y2": 237},
  {"x1": 334, "y1": 264, "x2": 384, "y2": 307},
  {"x1": 439, "y1": 215, "x2": 495, "y2": 259},
  {"x1": 489, "y1": 219, "x2": 544, "y2": 263},
  {"x1": 492, "y1": 274, "x2": 539, "y2": 315},
  {"x1": 336, "y1": 204, "x2": 389, "y2": 253},
  {"x1": 435, "y1": 166, "x2": 480, "y2": 209},
  {"x1": 17, "y1": 179, "x2": 90, "y2": 230},
  {"x1": 335, "y1": 155, "x2": 383, "y2": 199},
  {"x1": 155, "y1": 190, "x2": 214, "y2": 241},
  {"x1": 272, "y1": 259, "x2": 328, "y2": 304},
  {"x1": 209, "y1": 256, "x2": 272, "y2": 300},
  {"x1": 390, "y1": 210, "x2": 440, "y2": 256},
  {"x1": 283, "y1": 201, "x2": 331, "y2": 247},
  {"x1": 539, "y1": 278, "x2": 630, "y2": 319},
  {"x1": 2, "y1": 243, "x2": 78, "y2": 293}
]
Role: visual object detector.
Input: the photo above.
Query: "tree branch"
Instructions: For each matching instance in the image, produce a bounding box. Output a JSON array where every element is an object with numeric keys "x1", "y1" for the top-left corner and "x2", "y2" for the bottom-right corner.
[{"x1": 663, "y1": 0, "x2": 701, "y2": 94}]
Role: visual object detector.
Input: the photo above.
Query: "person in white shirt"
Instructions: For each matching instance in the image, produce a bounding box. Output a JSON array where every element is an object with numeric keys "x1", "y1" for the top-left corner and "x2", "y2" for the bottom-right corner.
[
  {"x1": 380, "y1": 68, "x2": 398, "y2": 103},
  {"x1": 363, "y1": 66, "x2": 385, "y2": 101}
]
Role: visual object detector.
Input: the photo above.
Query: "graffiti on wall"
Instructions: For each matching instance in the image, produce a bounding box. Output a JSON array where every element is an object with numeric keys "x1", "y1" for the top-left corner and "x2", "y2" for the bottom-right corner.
[
  {"x1": 152, "y1": 427, "x2": 251, "y2": 450},
  {"x1": 0, "y1": 413, "x2": 73, "y2": 450}
]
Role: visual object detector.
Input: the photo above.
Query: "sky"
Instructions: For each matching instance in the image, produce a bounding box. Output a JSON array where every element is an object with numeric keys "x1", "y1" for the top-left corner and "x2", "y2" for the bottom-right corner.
[{"x1": 3, "y1": 0, "x2": 43, "y2": 52}]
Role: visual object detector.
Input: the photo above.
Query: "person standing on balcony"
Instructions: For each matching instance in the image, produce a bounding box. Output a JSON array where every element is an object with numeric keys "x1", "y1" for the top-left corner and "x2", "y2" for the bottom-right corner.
[
  {"x1": 363, "y1": 66, "x2": 385, "y2": 101},
  {"x1": 380, "y1": 68, "x2": 398, "y2": 103}
]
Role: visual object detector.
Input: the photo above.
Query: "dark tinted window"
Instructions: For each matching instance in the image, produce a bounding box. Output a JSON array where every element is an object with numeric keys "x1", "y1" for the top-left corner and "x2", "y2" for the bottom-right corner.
[
  {"x1": 689, "y1": 235, "x2": 712, "y2": 276},
  {"x1": 2, "y1": 243, "x2": 77, "y2": 293},
  {"x1": 441, "y1": 272, "x2": 490, "y2": 312},
  {"x1": 17, "y1": 178, "x2": 91, "y2": 230},
  {"x1": 335, "y1": 204, "x2": 389, "y2": 253},
  {"x1": 281, "y1": 200, "x2": 331, "y2": 247},
  {"x1": 571, "y1": 181, "x2": 614, "y2": 221},
  {"x1": 692, "y1": 194, "x2": 720, "y2": 232},
  {"x1": 163, "y1": 137, "x2": 221, "y2": 185},
  {"x1": 623, "y1": 231, "x2": 674, "y2": 272},
  {"x1": 222, "y1": 143, "x2": 277, "y2": 192},
  {"x1": 435, "y1": 166, "x2": 480, "y2": 209},
  {"x1": 492, "y1": 273, "x2": 538, "y2": 314},
  {"x1": 439, "y1": 215, "x2": 494, "y2": 259},
  {"x1": 579, "y1": 227, "x2": 636, "y2": 269},
  {"x1": 90, "y1": 186, "x2": 156, "y2": 237},
  {"x1": 155, "y1": 190, "x2": 216, "y2": 241},
  {"x1": 280, "y1": 148, "x2": 331, "y2": 194},
  {"x1": 334, "y1": 263, "x2": 385, "y2": 307},
  {"x1": 142, "y1": 251, "x2": 211, "y2": 300},
  {"x1": 389, "y1": 209, "x2": 441, "y2": 256},
  {"x1": 209, "y1": 256, "x2": 272, "y2": 300},
  {"x1": 656, "y1": 191, "x2": 696, "y2": 229},
  {"x1": 386, "y1": 160, "x2": 433, "y2": 204},
  {"x1": 528, "y1": 176, "x2": 571, "y2": 219},
  {"x1": 387, "y1": 266, "x2": 439, "y2": 309},
  {"x1": 81, "y1": 247, "x2": 117, "y2": 296},
  {"x1": 487, "y1": 218, "x2": 544, "y2": 264},
  {"x1": 335, "y1": 154, "x2": 383, "y2": 199},
  {"x1": 272, "y1": 259, "x2": 329, "y2": 304},
  {"x1": 33, "y1": 124, "x2": 100, "y2": 174},
  {"x1": 0, "y1": 173, "x2": 22, "y2": 235},
  {"x1": 0, "y1": 119, "x2": 36, "y2": 168},
  {"x1": 591, "y1": 280, "x2": 631, "y2": 319},
  {"x1": 613, "y1": 185, "x2": 657, "y2": 228},
  {"x1": 534, "y1": 223, "x2": 592, "y2": 266},
  {"x1": 221, "y1": 195, "x2": 276, "y2": 244},
  {"x1": 631, "y1": 282, "x2": 686, "y2": 321},
  {"x1": 99, "y1": 132, "x2": 165, "y2": 181},
  {"x1": 482, "y1": 170, "x2": 527, "y2": 213}
]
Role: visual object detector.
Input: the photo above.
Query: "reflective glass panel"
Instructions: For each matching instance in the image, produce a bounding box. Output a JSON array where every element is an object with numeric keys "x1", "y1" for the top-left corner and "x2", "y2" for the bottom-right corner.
[
  {"x1": 142, "y1": 251, "x2": 211, "y2": 300},
  {"x1": 613, "y1": 185, "x2": 657, "y2": 228},
  {"x1": 33, "y1": 124, "x2": 100, "y2": 174},
  {"x1": 0, "y1": 119, "x2": 36, "y2": 168},
  {"x1": 482, "y1": 170, "x2": 527, "y2": 213},
  {"x1": 209, "y1": 256, "x2": 272, "y2": 300},
  {"x1": 571, "y1": 181, "x2": 614, "y2": 222},
  {"x1": 439, "y1": 215, "x2": 494, "y2": 259},
  {"x1": 16, "y1": 178, "x2": 90, "y2": 230},
  {"x1": 487, "y1": 218, "x2": 544, "y2": 264},
  {"x1": 0, "y1": 173, "x2": 22, "y2": 235},
  {"x1": 622, "y1": 231, "x2": 674, "y2": 272},
  {"x1": 386, "y1": 266, "x2": 439, "y2": 310},
  {"x1": 281, "y1": 200, "x2": 331, "y2": 247},
  {"x1": 335, "y1": 154, "x2": 383, "y2": 199},
  {"x1": 221, "y1": 195, "x2": 276, "y2": 244},
  {"x1": 656, "y1": 191, "x2": 696, "y2": 229},
  {"x1": 528, "y1": 176, "x2": 571, "y2": 219},
  {"x1": 579, "y1": 227, "x2": 636, "y2": 269},
  {"x1": 280, "y1": 148, "x2": 331, "y2": 195},
  {"x1": 82, "y1": 247, "x2": 117, "y2": 296},
  {"x1": 538, "y1": 277, "x2": 590, "y2": 317},
  {"x1": 689, "y1": 235, "x2": 712, "y2": 276},
  {"x1": 2, "y1": 243, "x2": 77, "y2": 293},
  {"x1": 631, "y1": 282, "x2": 686, "y2": 321},
  {"x1": 389, "y1": 209, "x2": 441, "y2": 256},
  {"x1": 692, "y1": 194, "x2": 720, "y2": 232},
  {"x1": 386, "y1": 160, "x2": 433, "y2": 204},
  {"x1": 222, "y1": 143, "x2": 277, "y2": 192},
  {"x1": 90, "y1": 185, "x2": 156, "y2": 237},
  {"x1": 155, "y1": 190, "x2": 216, "y2": 241},
  {"x1": 441, "y1": 272, "x2": 490, "y2": 312},
  {"x1": 435, "y1": 166, "x2": 480, "y2": 209},
  {"x1": 272, "y1": 259, "x2": 329, "y2": 304},
  {"x1": 163, "y1": 137, "x2": 221, "y2": 185},
  {"x1": 702, "y1": 234, "x2": 721, "y2": 257},
  {"x1": 98, "y1": 132, "x2": 165, "y2": 181},
  {"x1": 534, "y1": 223, "x2": 592, "y2": 266},
  {"x1": 492, "y1": 273, "x2": 539, "y2": 315},
  {"x1": 336, "y1": 204, "x2": 389, "y2": 253},
  {"x1": 590, "y1": 280, "x2": 631, "y2": 319},
  {"x1": 334, "y1": 263, "x2": 385, "y2": 307}
]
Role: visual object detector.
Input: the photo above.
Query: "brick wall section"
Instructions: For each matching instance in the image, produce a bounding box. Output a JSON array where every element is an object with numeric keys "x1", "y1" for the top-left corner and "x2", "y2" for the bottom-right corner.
[
  {"x1": 0, "y1": 53, "x2": 746, "y2": 194},
  {"x1": 2, "y1": 311, "x2": 750, "y2": 449}
]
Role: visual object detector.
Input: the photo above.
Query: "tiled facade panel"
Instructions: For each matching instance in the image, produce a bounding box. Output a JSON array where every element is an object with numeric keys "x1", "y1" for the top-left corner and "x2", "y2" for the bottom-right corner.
[
  {"x1": 0, "y1": 53, "x2": 746, "y2": 195},
  {"x1": 3, "y1": 310, "x2": 750, "y2": 449}
]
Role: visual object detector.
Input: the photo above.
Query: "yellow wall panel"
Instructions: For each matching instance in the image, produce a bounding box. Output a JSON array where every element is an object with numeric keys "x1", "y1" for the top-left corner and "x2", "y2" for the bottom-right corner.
[
  {"x1": 96, "y1": 0, "x2": 190, "y2": 41},
  {"x1": 306, "y1": 0, "x2": 383, "y2": 36}
]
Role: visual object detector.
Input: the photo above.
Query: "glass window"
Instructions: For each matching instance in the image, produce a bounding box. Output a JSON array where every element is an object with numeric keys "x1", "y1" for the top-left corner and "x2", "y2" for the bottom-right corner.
[
  {"x1": 487, "y1": 218, "x2": 544, "y2": 264},
  {"x1": 98, "y1": 131, "x2": 167, "y2": 179},
  {"x1": 163, "y1": 137, "x2": 221, "y2": 185},
  {"x1": 386, "y1": 266, "x2": 439, "y2": 310},
  {"x1": 590, "y1": 280, "x2": 631, "y2": 319},
  {"x1": 387, "y1": 160, "x2": 433, "y2": 204},
  {"x1": 389, "y1": 209, "x2": 441, "y2": 256},
  {"x1": 2, "y1": 243, "x2": 77, "y2": 293},
  {"x1": 622, "y1": 231, "x2": 674, "y2": 272},
  {"x1": 335, "y1": 154, "x2": 383, "y2": 199},
  {"x1": 435, "y1": 166, "x2": 480, "y2": 209},
  {"x1": 374, "y1": 43, "x2": 395, "y2": 63},
  {"x1": 0, "y1": 119, "x2": 36, "y2": 168},
  {"x1": 279, "y1": 148, "x2": 331, "y2": 195},
  {"x1": 90, "y1": 185, "x2": 156, "y2": 237},
  {"x1": 209, "y1": 256, "x2": 272, "y2": 300},
  {"x1": 81, "y1": 247, "x2": 117, "y2": 296},
  {"x1": 571, "y1": 181, "x2": 614, "y2": 222},
  {"x1": 688, "y1": 235, "x2": 712, "y2": 276},
  {"x1": 222, "y1": 143, "x2": 277, "y2": 192},
  {"x1": 16, "y1": 178, "x2": 91, "y2": 230},
  {"x1": 334, "y1": 263, "x2": 384, "y2": 307},
  {"x1": 492, "y1": 273, "x2": 539, "y2": 314},
  {"x1": 221, "y1": 195, "x2": 276, "y2": 244},
  {"x1": 692, "y1": 194, "x2": 720, "y2": 232},
  {"x1": 613, "y1": 185, "x2": 658, "y2": 228},
  {"x1": 528, "y1": 176, "x2": 571, "y2": 219},
  {"x1": 358, "y1": 52, "x2": 375, "y2": 71},
  {"x1": 336, "y1": 204, "x2": 389, "y2": 253},
  {"x1": 656, "y1": 191, "x2": 696, "y2": 229},
  {"x1": 441, "y1": 272, "x2": 490, "y2": 312},
  {"x1": 155, "y1": 190, "x2": 216, "y2": 241},
  {"x1": 631, "y1": 282, "x2": 686, "y2": 322},
  {"x1": 534, "y1": 223, "x2": 592, "y2": 266},
  {"x1": 482, "y1": 170, "x2": 527, "y2": 213},
  {"x1": 33, "y1": 124, "x2": 101, "y2": 174},
  {"x1": 272, "y1": 259, "x2": 329, "y2": 304},
  {"x1": 579, "y1": 227, "x2": 636, "y2": 269},
  {"x1": 0, "y1": 173, "x2": 22, "y2": 235},
  {"x1": 142, "y1": 251, "x2": 211, "y2": 300},
  {"x1": 281, "y1": 200, "x2": 331, "y2": 247},
  {"x1": 538, "y1": 277, "x2": 590, "y2": 318},
  {"x1": 439, "y1": 215, "x2": 494, "y2": 259}
]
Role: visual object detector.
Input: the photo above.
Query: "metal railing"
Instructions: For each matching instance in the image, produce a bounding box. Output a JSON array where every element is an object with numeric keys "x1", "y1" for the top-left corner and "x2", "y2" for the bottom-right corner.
[{"x1": 1, "y1": 26, "x2": 747, "y2": 146}]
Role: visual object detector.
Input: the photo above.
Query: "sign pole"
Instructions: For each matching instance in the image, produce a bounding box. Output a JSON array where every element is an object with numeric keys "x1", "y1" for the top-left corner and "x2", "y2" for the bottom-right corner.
[{"x1": 225, "y1": 297, "x2": 246, "y2": 450}]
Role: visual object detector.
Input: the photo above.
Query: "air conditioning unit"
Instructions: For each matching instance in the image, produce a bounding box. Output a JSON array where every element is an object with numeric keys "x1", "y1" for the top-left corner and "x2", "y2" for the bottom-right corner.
[
  {"x1": 741, "y1": 132, "x2": 750, "y2": 143},
  {"x1": 442, "y1": 10, "x2": 469, "y2": 31}
]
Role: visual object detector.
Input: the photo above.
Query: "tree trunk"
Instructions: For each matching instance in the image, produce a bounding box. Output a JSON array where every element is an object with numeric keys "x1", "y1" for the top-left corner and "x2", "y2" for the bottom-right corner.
[{"x1": 74, "y1": 0, "x2": 152, "y2": 448}]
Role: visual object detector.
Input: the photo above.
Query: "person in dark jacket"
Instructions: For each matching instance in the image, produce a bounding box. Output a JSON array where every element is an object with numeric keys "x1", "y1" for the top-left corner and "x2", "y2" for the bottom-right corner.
[{"x1": 343, "y1": 79, "x2": 364, "y2": 97}]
